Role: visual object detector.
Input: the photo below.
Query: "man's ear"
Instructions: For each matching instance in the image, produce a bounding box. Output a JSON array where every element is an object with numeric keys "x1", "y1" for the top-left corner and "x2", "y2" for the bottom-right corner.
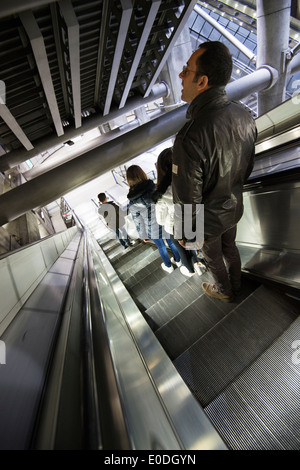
[{"x1": 197, "y1": 75, "x2": 209, "y2": 91}]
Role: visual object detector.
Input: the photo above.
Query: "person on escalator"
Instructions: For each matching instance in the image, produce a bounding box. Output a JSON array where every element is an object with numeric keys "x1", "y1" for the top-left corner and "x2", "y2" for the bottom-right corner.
[
  {"x1": 126, "y1": 164, "x2": 181, "y2": 274},
  {"x1": 152, "y1": 147, "x2": 206, "y2": 278},
  {"x1": 172, "y1": 41, "x2": 257, "y2": 301},
  {"x1": 97, "y1": 192, "x2": 133, "y2": 249}
]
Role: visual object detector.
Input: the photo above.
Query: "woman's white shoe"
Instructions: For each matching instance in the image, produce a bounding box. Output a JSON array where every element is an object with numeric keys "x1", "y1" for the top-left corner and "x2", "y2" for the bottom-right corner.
[
  {"x1": 170, "y1": 257, "x2": 182, "y2": 268},
  {"x1": 180, "y1": 266, "x2": 195, "y2": 277},
  {"x1": 161, "y1": 263, "x2": 174, "y2": 273},
  {"x1": 194, "y1": 262, "x2": 205, "y2": 276}
]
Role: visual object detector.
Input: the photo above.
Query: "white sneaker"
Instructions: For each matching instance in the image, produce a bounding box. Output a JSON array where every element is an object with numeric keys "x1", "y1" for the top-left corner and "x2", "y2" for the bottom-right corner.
[
  {"x1": 180, "y1": 266, "x2": 195, "y2": 277},
  {"x1": 170, "y1": 257, "x2": 182, "y2": 268},
  {"x1": 161, "y1": 263, "x2": 174, "y2": 274},
  {"x1": 194, "y1": 262, "x2": 206, "y2": 276}
]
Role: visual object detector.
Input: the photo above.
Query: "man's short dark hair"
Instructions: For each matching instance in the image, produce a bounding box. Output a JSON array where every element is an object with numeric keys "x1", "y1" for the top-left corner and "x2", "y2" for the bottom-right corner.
[
  {"x1": 98, "y1": 192, "x2": 106, "y2": 202},
  {"x1": 195, "y1": 41, "x2": 232, "y2": 87}
]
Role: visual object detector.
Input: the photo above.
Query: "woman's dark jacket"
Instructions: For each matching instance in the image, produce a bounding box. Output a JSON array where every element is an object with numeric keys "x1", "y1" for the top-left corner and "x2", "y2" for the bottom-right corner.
[
  {"x1": 127, "y1": 179, "x2": 161, "y2": 239},
  {"x1": 172, "y1": 86, "x2": 257, "y2": 241}
]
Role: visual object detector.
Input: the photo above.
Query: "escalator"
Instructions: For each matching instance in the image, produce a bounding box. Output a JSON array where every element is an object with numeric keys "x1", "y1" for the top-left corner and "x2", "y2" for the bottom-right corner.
[
  {"x1": 0, "y1": 122, "x2": 299, "y2": 450},
  {"x1": 98, "y1": 161, "x2": 300, "y2": 450}
]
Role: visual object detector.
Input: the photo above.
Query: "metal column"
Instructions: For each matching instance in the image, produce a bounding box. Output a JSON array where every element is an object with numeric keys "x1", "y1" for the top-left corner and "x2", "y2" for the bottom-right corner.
[{"x1": 256, "y1": 0, "x2": 292, "y2": 115}]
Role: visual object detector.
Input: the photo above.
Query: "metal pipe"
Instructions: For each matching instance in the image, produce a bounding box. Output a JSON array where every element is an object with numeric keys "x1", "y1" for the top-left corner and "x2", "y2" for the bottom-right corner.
[
  {"x1": 256, "y1": 0, "x2": 291, "y2": 115},
  {"x1": 194, "y1": 4, "x2": 256, "y2": 63},
  {"x1": 0, "y1": 104, "x2": 188, "y2": 226},
  {"x1": 226, "y1": 66, "x2": 278, "y2": 101},
  {"x1": 22, "y1": 108, "x2": 166, "y2": 180},
  {"x1": 0, "y1": 82, "x2": 169, "y2": 172},
  {"x1": 0, "y1": 63, "x2": 286, "y2": 226}
]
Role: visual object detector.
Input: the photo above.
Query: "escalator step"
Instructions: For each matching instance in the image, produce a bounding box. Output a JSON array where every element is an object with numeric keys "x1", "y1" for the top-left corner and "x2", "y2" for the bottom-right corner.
[
  {"x1": 109, "y1": 242, "x2": 148, "y2": 269},
  {"x1": 117, "y1": 248, "x2": 160, "y2": 283},
  {"x1": 145, "y1": 272, "x2": 213, "y2": 331},
  {"x1": 133, "y1": 268, "x2": 187, "y2": 308},
  {"x1": 205, "y1": 316, "x2": 300, "y2": 450},
  {"x1": 155, "y1": 276, "x2": 258, "y2": 358},
  {"x1": 127, "y1": 259, "x2": 177, "y2": 306},
  {"x1": 173, "y1": 285, "x2": 298, "y2": 408}
]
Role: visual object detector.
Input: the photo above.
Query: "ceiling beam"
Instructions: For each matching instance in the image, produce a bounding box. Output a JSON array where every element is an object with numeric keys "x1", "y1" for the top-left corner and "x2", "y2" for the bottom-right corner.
[
  {"x1": 19, "y1": 10, "x2": 64, "y2": 137},
  {"x1": 0, "y1": 82, "x2": 169, "y2": 172},
  {"x1": 50, "y1": 3, "x2": 70, "y2": 117},
  {"x1": 94, "y1": 0, "x2": 110, "y2": 105},
  {"x1": 0, "y1": 0, "x2": 60, "y2": 19},
  {"x1": 0, "y1": 100, "x2": 34, "y2": 151},
  {"x1": 103, "y1": 0, "x2": 133, "y2": 115},
  {"x1": 59, "y1": 0, "x2": 81, "y2": 128},
  {"x1": 119, "y1": 0, "x2": 162, "y2": 109},
  {"x1": 144, "y1": 0, "x2": 198, "y2": 97}
]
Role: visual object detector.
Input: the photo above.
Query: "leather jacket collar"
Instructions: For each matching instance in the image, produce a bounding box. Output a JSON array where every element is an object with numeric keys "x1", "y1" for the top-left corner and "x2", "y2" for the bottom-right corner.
[{"x1": 186, "y1": 86, "x2": 229, "y2": 120}]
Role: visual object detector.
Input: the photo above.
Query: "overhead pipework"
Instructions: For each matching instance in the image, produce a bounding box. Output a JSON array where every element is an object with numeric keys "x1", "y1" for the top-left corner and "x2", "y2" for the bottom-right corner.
[{"x1": 0, "y1": 1, "x2": 196, "y2": 161}]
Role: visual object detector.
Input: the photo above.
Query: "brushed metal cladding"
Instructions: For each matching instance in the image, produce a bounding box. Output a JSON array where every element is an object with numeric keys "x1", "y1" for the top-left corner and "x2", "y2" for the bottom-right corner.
[
  {"x1": 251, "y1": 141, "x2": 300, "y2": 179},
  {"x1": 205, "y1": 316, "x2": 300, "y2": 450},
  {"x1": 237, "y1": 178, "x2": 300, "y2": 288},
  {"x1": 238, "y1": 180, "x2": 300, "y2": 251},
  {"x1": 89, "y1": 235, "x2": 227, "y2": 450},
  {"x1": 0, "y1": 308, "x2": 60, "y2": 450}
]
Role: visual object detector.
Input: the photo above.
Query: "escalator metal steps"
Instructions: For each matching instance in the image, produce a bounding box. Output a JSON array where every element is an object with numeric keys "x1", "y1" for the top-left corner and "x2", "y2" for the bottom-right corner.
[
  {"x1": 145, "y1": 272, "x2": 214, "y2": 331},
  {"x1": 205, "y1": 316, "x2": 300, "y2": 450},
  {"x1": 129, "y1": 266, "x2": 187, "y2": 312},
  {"x1": 173, "y1": 285, "x2": 299, "y2": 408},
  {"x1": 110, "y1": 242, "x2": 149, "y2": 270},
  {"x1": 153, "y1": 276, "x2": 259, "y2": 354},
  {"x1": 116, "y1": 246, "x2": 160, "y2": 283},
  {"x1": 99, "y1": 238, "x2": 120, "y2": 255}
]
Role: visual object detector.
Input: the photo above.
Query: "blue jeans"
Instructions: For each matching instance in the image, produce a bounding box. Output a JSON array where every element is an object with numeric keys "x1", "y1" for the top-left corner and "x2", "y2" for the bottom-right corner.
[
  {"x1": 115, "y1": 226, "x2": 130, "y2": 248},
  {"x1": 152, "y1": 237, "x2": 181, "y2": 267}
]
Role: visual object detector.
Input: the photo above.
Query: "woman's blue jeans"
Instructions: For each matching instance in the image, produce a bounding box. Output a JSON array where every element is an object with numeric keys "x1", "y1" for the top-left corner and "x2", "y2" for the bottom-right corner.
[{"x1": 152, "y1": 237, "x2": 180, "y2": 267}]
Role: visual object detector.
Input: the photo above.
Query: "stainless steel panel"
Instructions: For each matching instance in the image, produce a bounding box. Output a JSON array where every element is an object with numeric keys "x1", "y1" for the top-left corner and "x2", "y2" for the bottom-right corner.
[
  {"x1": 89, "y1": 235, "x2": 227, "y2": 450},
  {"x1": 24, "y1": 272, "x2": 69, "y2": 313},
  {"x1": 251, "y1": 143, "x2": 300, "y2": 179},
  {"x1": 237, "y1": 179, "x2": 300, "y2": 289},
  {"x1": 255, "y1": 126, "x2": 300, "y2": 153},
  {"x1": 238, "y1": 181, "x2": 300, "y2": 251},
  {"x1": 0, "y1": 309, "x2": 60, "y2": 450}
]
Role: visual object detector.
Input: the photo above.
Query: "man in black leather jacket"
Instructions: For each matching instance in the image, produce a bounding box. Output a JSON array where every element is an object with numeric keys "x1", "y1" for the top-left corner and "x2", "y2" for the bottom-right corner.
[{"x1": 172, "y1": 41, "x2": 257, "y2": 302}]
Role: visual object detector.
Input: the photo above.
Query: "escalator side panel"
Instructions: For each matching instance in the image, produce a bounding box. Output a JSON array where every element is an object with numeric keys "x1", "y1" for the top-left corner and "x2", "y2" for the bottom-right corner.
[
  {"x1": 0, "y1": 233, "x2": 81, "y2": 450},
  {"x1": 237, "y1": 179, "x2": 300, "y2": 290}
]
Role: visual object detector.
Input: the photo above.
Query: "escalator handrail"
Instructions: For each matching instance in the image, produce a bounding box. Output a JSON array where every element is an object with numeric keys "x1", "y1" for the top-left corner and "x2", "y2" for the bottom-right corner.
[{"x1": 245, "y1": 166, "x2": 300, "y2": 191}]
